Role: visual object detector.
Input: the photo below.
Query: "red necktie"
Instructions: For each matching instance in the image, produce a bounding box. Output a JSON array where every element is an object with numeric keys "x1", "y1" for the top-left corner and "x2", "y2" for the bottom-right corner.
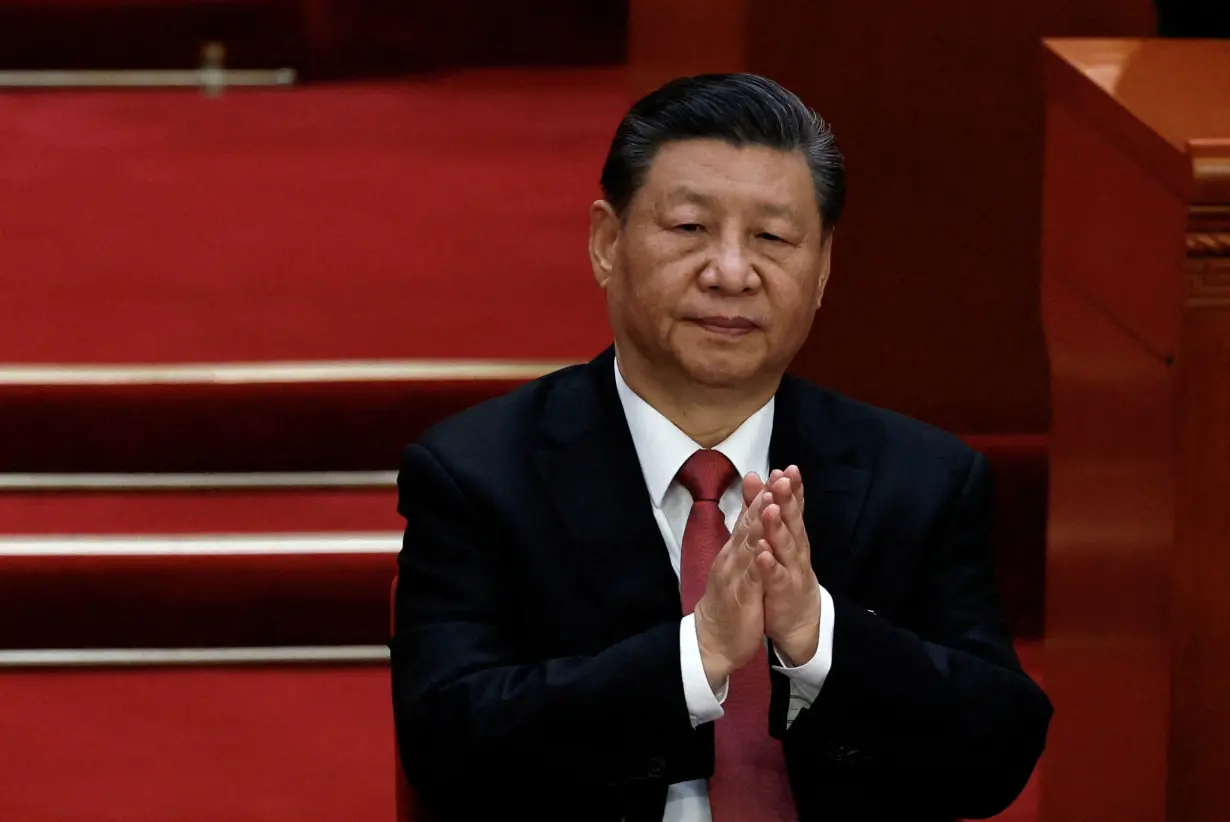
[{"x1": 677, "y1": 449, "x2": 796, "y2": 821}]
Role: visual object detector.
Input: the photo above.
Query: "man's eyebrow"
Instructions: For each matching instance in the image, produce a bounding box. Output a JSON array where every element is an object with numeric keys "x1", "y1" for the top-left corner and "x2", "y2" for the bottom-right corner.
[
  {"x1": 661, "y1": 187, "x2": 721, "y2": 207},
  {"x1": 662, "y1": 188, "x2": 801, "y2": 219},
  {"x1": 755, "y1": 201, "x2": 800, "y2": 220}
]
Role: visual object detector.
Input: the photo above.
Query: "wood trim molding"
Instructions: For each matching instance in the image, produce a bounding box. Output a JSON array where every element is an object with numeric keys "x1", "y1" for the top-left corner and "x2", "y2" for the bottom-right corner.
[
  {"x1": 1187, "y1": 205, "x2": 1230, "y2": 307},
  {"x1": 1187, "y1": 262, "x2": 1230, "y2": 308},
  {"x1": 1186, "y1": 233, "x2": 1230, "y2": 257},
  {"x1": 1190, "y1": 139, "x2": 1230, "y2": 204},
  {"x1": 0, "y1": 358, "x2": 575, "y2": 387}
]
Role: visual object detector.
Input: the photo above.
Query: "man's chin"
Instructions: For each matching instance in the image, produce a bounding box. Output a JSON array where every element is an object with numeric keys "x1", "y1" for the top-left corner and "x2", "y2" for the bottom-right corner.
[{"x1": 677, "y1": 351, "x2": 766, "y2": 388}]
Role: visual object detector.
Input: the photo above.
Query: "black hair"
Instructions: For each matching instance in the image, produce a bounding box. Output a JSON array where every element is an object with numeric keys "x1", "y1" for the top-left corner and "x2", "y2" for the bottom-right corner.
[{"x1": 599, "y1": 73, "x2": 845, "y2": 231}]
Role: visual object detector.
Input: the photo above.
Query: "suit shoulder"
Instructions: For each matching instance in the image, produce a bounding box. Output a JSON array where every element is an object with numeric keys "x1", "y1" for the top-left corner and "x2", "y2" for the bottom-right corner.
[
  {"x1": 792, "y1": 377, "x2": 977, "y2": 465},
  {"x1": 407, "y1": 363, "x2": 583, "y2": 469}
]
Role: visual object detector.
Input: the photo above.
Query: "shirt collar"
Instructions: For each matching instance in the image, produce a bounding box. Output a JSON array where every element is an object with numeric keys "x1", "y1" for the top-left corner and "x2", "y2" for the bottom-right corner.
[{"x1": 613, "y1": 357, "x2": 774, "y2": 507}]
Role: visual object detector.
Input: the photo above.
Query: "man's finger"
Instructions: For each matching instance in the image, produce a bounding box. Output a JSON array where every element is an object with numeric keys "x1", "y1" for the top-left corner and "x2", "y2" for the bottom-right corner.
[
  {"x1": 741, "y1": 488, "x2": 770, "y2": 530},
  {"x1": 769, "y1": 474, "x2": 803, "y2": 538},
  {"x1": 739, "y1": 491, "x2": 772, "y2": 553},
  {"x1": 774, "y1": 469, "x2": 808, "y2": 561},
  {"x1": 720, "y1": 491, "x2": 771, "y2": 576},
  {"x1": 769, "y1": 474, "x2": 793, "y2": 507},
  {"x1": 736, "y1": 542, "x2": 770, "y2": 599},
  {"x1": 785, "y1": 465, "x2": 805, "y2": 512},
  {"x1": 761, "y1": 502, "x2": 797, "y2": 563},
  {"x1": 756, "y1": 542, "x2": 789, "y2": 592},
  {"x1": 742, "y1": 472, "x2": 765, "y2": 508}
]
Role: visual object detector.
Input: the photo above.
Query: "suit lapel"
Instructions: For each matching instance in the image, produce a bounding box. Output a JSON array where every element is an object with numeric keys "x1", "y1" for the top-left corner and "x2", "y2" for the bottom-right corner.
[
  {"x1": 768, "y1": 375, "x2": 874, "y2": 737},
  {"x1": 533, "y1": 348, "x2": 682, "y2": 622},
  {"x1": 768, "y1": 374, "x2": 873, "y2": 595}
]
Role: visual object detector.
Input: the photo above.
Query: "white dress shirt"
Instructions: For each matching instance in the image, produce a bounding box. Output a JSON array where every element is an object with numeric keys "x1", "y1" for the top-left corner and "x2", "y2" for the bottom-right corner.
[{"x1": 613, "y1": 360, "x2": 836, "y2": 822}]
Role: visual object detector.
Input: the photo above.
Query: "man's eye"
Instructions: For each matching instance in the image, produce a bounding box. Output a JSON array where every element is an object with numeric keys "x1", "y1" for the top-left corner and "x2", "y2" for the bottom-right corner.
[
  {"x1": 758, "y1": 232, "x2": 786, "y2": 243},
  {"x1": 675, "y1": 223, "x2": 704, "y2": 233}
]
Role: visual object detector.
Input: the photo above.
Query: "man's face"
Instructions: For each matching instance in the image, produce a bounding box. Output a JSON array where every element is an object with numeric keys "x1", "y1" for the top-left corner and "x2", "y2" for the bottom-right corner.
[{"x1": 590, "y1": 139, "x2": 831, "y2": 389}]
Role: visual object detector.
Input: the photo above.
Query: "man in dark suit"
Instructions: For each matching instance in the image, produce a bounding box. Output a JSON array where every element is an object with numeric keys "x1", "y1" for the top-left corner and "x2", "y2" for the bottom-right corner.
[{"x1": 391, "y1": 73, "x2": 1051, "y2": 821}]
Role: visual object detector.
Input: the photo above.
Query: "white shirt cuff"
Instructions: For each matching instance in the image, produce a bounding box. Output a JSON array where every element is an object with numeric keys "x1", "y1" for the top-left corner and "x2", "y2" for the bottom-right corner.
[
  {"x1": 679, "y1": 613, "x2": 727, "y2": 727},
  {"x1": 771, "y1": 584, "x2": 835, "y2": 705}
]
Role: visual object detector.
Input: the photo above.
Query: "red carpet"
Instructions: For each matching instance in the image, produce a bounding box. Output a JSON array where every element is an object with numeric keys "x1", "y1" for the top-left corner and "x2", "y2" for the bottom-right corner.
[
  {"x1": 1, "y1": 70, "x2": 624, "y2": 476},
  {"x1": 0, "y1": 487, "x2": 398, "y2": 534},
  {"x1": 0, "y1": 665, "x2": 395, "y2": 822},
  {"x1": 0, "y1": 488, "x2": 400, "y2": 648},
  {"x1": 0, "y1": 650, "x2": 1041, "y2": 822},
  {"x1": 0, "y1": 70, "x2": 623, "y2": 364},
  {"x1": 0, "y1": 377, "x2": 548, "y2": 473}
]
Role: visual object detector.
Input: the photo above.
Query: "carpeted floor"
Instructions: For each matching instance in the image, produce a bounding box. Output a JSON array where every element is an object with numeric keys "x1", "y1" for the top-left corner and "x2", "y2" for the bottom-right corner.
[
  {"x1": 0, "y1": 665, "x2": 396, "y2": 822},
  {"x1": 1, "y1": 69, "x2": 623, "y2": 476},
  {"x1": 0, "y1": 654, "x2": 1041, "y2": 822},
  {"x1": 0, "y1": 69, "x2": 623, "y2": 364}
]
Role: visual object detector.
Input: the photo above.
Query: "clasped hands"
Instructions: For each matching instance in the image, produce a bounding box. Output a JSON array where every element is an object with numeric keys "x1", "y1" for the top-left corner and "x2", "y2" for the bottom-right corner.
[{"x1": 694, "y1": 466, "x2": 821, "y2": 692}]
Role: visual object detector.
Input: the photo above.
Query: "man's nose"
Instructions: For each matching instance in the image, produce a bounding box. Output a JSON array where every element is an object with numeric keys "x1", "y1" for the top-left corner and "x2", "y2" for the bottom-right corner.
[{"x1": 700, "y1": 235, "x2": 761, "y2": 294}]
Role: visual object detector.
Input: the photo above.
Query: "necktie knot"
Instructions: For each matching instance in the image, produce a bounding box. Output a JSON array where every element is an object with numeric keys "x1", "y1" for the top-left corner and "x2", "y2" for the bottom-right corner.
[{"x1": 677, "y1": 449, "x2": 738, "y2": 503}]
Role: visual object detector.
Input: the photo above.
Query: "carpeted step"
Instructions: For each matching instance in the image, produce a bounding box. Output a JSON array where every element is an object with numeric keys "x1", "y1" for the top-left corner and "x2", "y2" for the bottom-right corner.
[
  {"x1": 1, "y1": 78, "x2": 620, "y2": 369},
  {"x1": 0, "y1": 664, "x2": 396, "y2": 822},
  {"x1": 0, "y1": 486, "x2": 400, "y2": 649},
  {"x1": 1, "y1": 74, "x2": 623, "y2": 473},
  {"x1": 0, "y1": 368, "x2": 560, "y2": 472},
  {"x1": 0, "y1": 434, "x2": 1048, "y2": 646},
  {"x1": 0, "y1": 649, "x2": 1041, "y2": 822}
]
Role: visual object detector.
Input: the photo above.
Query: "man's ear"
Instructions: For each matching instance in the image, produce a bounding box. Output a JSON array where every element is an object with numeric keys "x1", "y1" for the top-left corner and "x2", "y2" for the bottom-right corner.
[
  {"x1": 815, "y1": 233, "x2": 834, "y2": 309},
  {"x1": 589, "y1": 200, "x2": 620, "y2": 289}
]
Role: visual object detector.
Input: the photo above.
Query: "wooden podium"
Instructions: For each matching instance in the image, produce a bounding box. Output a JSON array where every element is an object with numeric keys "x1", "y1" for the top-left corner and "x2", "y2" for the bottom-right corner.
[{"x1": 1040, "y1": 39, "x2": 1230, "y2": 822}]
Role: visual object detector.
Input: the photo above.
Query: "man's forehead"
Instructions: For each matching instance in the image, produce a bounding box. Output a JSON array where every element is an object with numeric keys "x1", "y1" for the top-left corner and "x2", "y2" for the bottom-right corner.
[
  {"x1": 656, "y1": 184, "x2": 803, "y2": 217},
  {"x1": 648, "y1": 139, "x2": 806, "y2": 173},
  {"x1": 640, "y1": 144, "x2": 815, "y2": 219}
]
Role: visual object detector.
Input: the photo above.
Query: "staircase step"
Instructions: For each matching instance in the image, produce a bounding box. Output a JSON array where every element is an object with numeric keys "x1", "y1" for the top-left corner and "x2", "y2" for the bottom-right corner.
[
  {"x1": 0, "y1": 364, "x2": 564, "y2": 473},
  {"x1": 0, "y1": 438, "x2": 1048, "y2": 649},
  {"x1": 0, "y1": 486, "x2": 401, "y2": 650},
  {"x1": 2, "y1": 77, "x2": 617, "y2": 474},
  {"x1": 0, "y1": 485, "x2": 399, "y2": 533}
]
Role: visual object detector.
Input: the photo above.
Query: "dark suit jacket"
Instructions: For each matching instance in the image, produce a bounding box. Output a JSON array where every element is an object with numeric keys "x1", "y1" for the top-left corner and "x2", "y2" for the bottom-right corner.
[{"x1": 391, "y1": 347, "x2": 1052, "y2": 822}]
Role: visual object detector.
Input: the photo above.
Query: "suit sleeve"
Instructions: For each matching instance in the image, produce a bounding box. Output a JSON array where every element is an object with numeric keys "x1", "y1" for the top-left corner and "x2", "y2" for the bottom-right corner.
[
  {"x1": 784, "y1": 451, "x2": 1053, "y2": 820},
  {"x1": 390, "y1": 443, "x2": 701, "y2": 803}
]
